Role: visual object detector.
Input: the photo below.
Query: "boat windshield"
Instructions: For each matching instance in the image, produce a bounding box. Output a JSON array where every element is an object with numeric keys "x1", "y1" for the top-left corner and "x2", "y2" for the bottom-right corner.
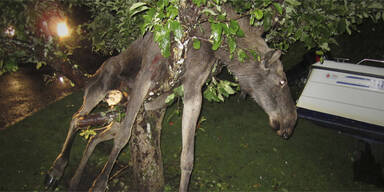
[{"x1": 356, "y1": 59, "x2": 384, "y2": 68}]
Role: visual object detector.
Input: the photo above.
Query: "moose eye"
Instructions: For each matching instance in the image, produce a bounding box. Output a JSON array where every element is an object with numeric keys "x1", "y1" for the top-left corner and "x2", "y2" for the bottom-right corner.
[{"x1": 279, "y1": 79, "x2": 286, "y2": 87}]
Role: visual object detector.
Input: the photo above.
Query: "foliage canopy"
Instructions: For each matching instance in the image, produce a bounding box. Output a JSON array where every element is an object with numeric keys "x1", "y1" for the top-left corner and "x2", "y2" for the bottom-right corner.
[
  {"x1": 81, "y1": 0, "x2": 384, "y2": 57},
  {"x1": 1, "y1": 0, "x2": 383, "y2": 75},
  {"x1": 0, "y1": 0, "x2": 83, "y2": 76}
]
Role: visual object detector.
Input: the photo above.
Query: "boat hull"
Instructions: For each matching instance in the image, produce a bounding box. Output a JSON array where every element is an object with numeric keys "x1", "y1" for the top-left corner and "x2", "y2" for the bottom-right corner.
[{"x1": 296, "y1": 60, "x2": 384, "y2": 143}]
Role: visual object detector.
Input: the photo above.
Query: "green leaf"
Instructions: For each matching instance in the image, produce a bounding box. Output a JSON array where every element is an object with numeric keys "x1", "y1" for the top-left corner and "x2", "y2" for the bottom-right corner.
[
  {"x1": 201, "y1": 8, "x2": 218, "y2": 16},
  {"x1": 236, "y1": 28, "x2": 245, "y2": 37},
  {"x1": 227, "y1": 37, "x2": 236, "y2": 55},
  {"x1": 212, "y1": 0, "x2": 221, "y2": 5},
  {"x1": 211, "y1": 23, "x2": 222, "y2": 41},
  {"x1": 54, "y1": 50, "x2": 65, "y2": 57},
  {"x1": 166, "y1": 5, "x2": 178, "y2": 19},
  {"x1": 229, "y1": 20, "x2": 240, "y2": 35},
  {"x1": 169, "y1": 21, "x2": 183, "y2": 41},
  {"x1": 79, "y1": 129, "x2": 96, "y2": 140},
  {"x1": 130, "y1": 5, "x2": 149, "y2": 17},
  {"x1": 211, "y1": 62, "x2": 217, "y2": 73},
  {"x1": 319, "y1": 42, "x2": 330, "y2": 51},
  {"x1": 36, "y1": 61, "x2": 46, "y2": 69},
  {"x1": 345, "y1": 19, "x2": 352, "y2": 35},
  {"x1": 217, "y1": 92, "x2": 224, "y2": 102},
  {"x1": 250, "y1": 15, "x2": 255, "y2": 25},
  {"x1": 206, "y1": 78, "x2": 238, "y2": 102},
  {"x1": 221, "y1": 23, "x2": 229, "y2": 35},
  {"x1": 193, "y1": 39, "x2": 201, "y2": 49},
  {"x1": 315, "y1": 50, "x2": 324, "y2": 56},
  {"x1": 217, "y1": 14, "x2": 226, "y2": 21},
  {"x1": 193, "y1": 0, "x2": 206, "y2": 7},
  {"x1": 285, "y1": 0, "x2": 301, "y2": 6},
  {"x1": 157, "y1": 0, "x2": 169, "y2": 10},
  {"x1": 173, "y1": 85, "x2": 184, "y2": 96},
  {"x1": 368, "y1": 2, "x2": 383, "y2": 9},
  {"x1": 219, "y1": 80, "x2": 236, "y2": 95},
  {"x1": 253, "y1": 9, "x2": 264, "y2": 20},
  {"x1": 273, "y1": 3, "x2": 283, "y2": 15},
  {"x1": 212, "y1": 41, "x2": 221, "y2": 51},
  {"x1": 165, "y1": 93, "x2": 175, "y2": 104},
  {"x1": 211, "y1": 23, "x2": 223, "y2": 50},
  {"x1": 129, "y1": 2, "x2": 147, "y2": 12},
  {"x1": 154, "y1": 25, "x2": 171, "y2": 57},
  {"x1": 129, "y1": 2, "x2": 149, "y2": 17},
  {"x1": 141, "y1": 8, "x2": 156, "y2": 33},
  {"x1": 203, "y1": 86, "x2": 216, "y2": 102},
  {"x1": 237, "y1": 49, "x2": 248, "y2": 62},
  {"x1": 263, "y1": 12, "x2": 272, "y2": 31}
]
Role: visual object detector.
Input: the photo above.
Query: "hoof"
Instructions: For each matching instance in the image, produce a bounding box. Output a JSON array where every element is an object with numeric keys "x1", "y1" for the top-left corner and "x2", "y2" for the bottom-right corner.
[{"x1": 44, "y1": 174, "x2": 58, "y2": 190}]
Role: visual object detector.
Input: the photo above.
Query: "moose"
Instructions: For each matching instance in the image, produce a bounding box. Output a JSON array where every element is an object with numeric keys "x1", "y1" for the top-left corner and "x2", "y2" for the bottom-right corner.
[{"x1": 45, "y1": 5, "x2": 297, "y2": 192}]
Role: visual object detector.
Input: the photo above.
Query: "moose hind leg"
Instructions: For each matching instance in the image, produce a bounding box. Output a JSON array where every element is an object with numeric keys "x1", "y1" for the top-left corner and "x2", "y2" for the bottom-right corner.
[
  {"x1": 90, "y1": 133, "x2": 131, "y2": 191},
  {"x1": 91, "y1": 63, "x2": 154, "y2": 191},
  {"x1": 46, "y1": 81, "x2": 109, "y2": 189},
  {"x1": 69, "y1": 122, "x2": 120, "y2": 190}
]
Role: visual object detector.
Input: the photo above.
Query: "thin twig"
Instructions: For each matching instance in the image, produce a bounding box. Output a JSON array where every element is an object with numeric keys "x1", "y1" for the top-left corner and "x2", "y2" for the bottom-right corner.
[{"x1": 109, "y1": 164, "x2": 131, "y2": 181}]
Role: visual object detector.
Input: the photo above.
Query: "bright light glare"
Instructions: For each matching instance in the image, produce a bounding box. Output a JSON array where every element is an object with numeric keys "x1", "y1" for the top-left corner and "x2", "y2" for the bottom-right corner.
[
  {"x1": 56, "y1": 22, "x2": 69, "y2": 37},
  {"x1": 59, "y1": 76, "x2": 64, "y2": 83}
]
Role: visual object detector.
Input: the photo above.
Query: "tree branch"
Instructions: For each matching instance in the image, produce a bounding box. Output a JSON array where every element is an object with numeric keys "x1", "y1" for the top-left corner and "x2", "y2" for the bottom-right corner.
[{"x1": 76, "y1": 111, "x2": 124, "y2": 128}]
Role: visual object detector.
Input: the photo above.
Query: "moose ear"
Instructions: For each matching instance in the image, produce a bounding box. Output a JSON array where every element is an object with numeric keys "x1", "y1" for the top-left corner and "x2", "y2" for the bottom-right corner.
[
  {"x1": 262, "y1": 50, "x2": 278, "y2": 69},
  {"x1": 269, "y1": 50, "x2": 281, "y2": 64}
]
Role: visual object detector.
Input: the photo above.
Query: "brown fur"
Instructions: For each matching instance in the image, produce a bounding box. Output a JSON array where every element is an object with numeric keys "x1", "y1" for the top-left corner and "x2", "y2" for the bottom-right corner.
[{"x1": 46, "y1": 16, "x2": 296, "y2": 191}]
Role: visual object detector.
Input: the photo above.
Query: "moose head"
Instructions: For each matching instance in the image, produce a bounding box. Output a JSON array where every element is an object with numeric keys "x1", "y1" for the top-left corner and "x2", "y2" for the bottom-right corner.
[{"x1": 228, "y1": 50, "x2": 297, "y2": 139}]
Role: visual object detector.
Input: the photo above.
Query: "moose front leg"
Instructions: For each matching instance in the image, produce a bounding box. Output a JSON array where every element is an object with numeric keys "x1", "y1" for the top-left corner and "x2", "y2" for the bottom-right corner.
[
  {"x1": 179, "y1": 43, "x2": 214, "y2": 192},
  {"x1": 179, "y1": 87, "x2": 203, "y2": 192}
]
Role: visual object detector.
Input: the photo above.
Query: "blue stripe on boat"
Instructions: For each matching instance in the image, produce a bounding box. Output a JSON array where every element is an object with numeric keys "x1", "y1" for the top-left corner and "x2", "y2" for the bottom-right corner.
[
  {"x1": 345, "y1": 76, "x2": 370, "y2": 81},
  {"x1": 336, "y1": 81, "x2": 369, "y2": 88}
]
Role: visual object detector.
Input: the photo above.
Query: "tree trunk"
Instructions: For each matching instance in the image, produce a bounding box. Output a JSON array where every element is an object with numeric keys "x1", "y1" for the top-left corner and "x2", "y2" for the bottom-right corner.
[{"x1": 129, "y1": 108, "x2": 166, "y2": 191}]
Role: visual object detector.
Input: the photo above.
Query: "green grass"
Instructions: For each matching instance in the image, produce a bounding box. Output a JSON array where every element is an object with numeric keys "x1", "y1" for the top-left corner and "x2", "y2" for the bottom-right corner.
[
  {"x1": 0, "y1": 91, "x2": 382, "y2": 191},
  {"x1": 162, "y1": 96, "x2": 382, "y2": 191},
  {"x1": 0, "y1": 91, "x2": 109, "y2": 191}
]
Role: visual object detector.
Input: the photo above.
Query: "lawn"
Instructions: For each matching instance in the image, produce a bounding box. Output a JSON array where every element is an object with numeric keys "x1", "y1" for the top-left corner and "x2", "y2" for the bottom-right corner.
[{"x1": 0, "y1": 90, "x2": 382, "y2": 191}]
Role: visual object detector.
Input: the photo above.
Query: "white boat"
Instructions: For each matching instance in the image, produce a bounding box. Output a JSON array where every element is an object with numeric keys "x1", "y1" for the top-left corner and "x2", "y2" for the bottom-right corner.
[{"x1": 296, "y1": 59, "x2": 384, "y2": 143}]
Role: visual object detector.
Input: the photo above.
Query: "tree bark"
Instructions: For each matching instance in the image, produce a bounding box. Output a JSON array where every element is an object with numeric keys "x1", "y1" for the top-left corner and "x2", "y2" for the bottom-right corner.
[{"x1": 129, "y1": 108, "x2": 166, "y2": 191}]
